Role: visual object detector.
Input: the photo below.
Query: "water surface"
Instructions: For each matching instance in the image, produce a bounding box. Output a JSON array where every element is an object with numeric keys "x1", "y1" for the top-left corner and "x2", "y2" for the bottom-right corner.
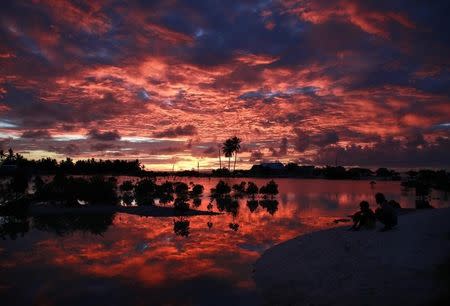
[{"x1": 1, "y1": 178, "x2": 448, "y2": 306}]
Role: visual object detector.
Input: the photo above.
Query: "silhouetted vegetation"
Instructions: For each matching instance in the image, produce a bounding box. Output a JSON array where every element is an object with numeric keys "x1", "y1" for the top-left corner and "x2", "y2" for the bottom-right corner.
[
  {"x1": 190, "y1": 183, "x2": 204, "y2": 197},
  {"x1": 157, "y1": 181, "x2": 174, "y2": 205},
  {"x1": 259, "y1": 180, "x2": 279, "y2": 198},
  {"x1": 246, "y1": 200, "x2": 259, "y2": 212},
  {"x1": 229, "y1": 222, "x2": 239, "y2": 231},
  {"x1": 134, "y1": 179, "x2": 156, "y2": 205},
  {"x1": 173, "y1": 218, "x2": 190, "y2": 237},
  {"x1": 211, "y1": 180, "x2": 231, "y2": 196},
  {"x1": 3, "y1": 149, "x2": 447, "y2": 188},
  {"x1": 33, "y1": 214, "x2": 115, "y2": 236},
  {"x1": 245, "y1": 182, "x2": 259, "y2": 197},
  {"x1": 0, "y1": 149, "x2": 142, "y2": 175},
  {"x1": 192, "y1": 197, "x2": 202, "y2": 208},
  {"x1": 402, "y1": 169, "x2": 450, "y2": 192},
  {"x1": 174, "y1": 182, "x2": 189, "y2": 197},
  {"x1": 215, "y1": 196, "x2": 239, "y2": 217},
  {"x1": 0, "y1": 213, "x2": 115, "y2": 238},
  {"x1": 33, "y1": 175, "x2": 118, "y2": 206},
  {"x1": 174, "y1": 196, "x2": 190, "y2": 211},
  {"x1": 119, "y1": 180, "x2": 135, "y2": 206},
  {"x1": 232, "y1": 181, "x2": 246, "y2": 195},
  {"x1": 259, "y1": 199, "x2": 279, "y2": 215}
]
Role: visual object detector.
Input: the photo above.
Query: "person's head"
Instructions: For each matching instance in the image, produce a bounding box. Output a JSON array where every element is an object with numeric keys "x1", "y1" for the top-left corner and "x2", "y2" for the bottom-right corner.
[
  {"x1": 375, "y1": 193, "x2": 386, "y2": 205},
  {"x1": 359, "y1": 201, "x2": 370, "y2": 210}
]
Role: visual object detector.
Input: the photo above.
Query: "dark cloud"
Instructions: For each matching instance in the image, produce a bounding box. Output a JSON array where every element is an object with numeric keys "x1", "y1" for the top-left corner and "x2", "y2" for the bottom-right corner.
[
  {"x1": 90, "y1": 143, "x2": 119, "y2": 151},
  {"x1": 250, "y1": 150, "x2": 264, "y2": 162},
  {"x1": 21, "y1": 130, "x2": 52, "y2": 139},
  {"x1": 87, "y1": 129, "x2": 121, "y2": 141},
  {"x1": 270, "y1": 137, "x2": 288, "y2": 157},
  {"x1": 294, "y1": 129, "x2": 340, "y2": 152},
  {"x1": 315, "y1": 136, "x2": 450, "y2": 167},
  {"x1": 48, "y1": 143, "x2": 81, "y2": 156},
  {"x1": 153, "y1": 125, "x2": 197, "y2": 138},
  {"x1": 203, "y1": 146, "x2": 216, "y2": 155}
]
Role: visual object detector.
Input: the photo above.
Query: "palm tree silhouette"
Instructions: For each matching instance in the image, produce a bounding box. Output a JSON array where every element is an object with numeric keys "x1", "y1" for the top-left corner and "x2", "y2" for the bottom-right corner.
[
  {"x1": 8, "y1": 148, "x2": 14, "y2": 160},
  {"x1": 222, "y1": 138, "x2": 234, "y2": 170},
  {"x1": 222, "y1": 137, "x2": 242, "y2": 171}
]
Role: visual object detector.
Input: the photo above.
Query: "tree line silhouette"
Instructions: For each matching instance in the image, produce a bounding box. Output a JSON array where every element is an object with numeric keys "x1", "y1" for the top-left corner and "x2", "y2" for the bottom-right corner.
[{"x1": 1, "y1": 149, "x2": 142, "y2": 175}]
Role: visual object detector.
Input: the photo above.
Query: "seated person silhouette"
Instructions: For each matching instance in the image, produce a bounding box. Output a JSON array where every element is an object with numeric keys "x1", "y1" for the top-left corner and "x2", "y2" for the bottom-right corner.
[
  {"x1": 350, "y1": 201, "x2": 376, "y2": 230},
  {"x1": 375, "y1": 193, "x2": 398, "y2": 231}
]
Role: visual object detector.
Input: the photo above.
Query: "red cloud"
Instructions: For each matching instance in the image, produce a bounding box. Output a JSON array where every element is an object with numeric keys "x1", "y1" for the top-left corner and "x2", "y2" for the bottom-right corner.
[{"x1": 282, "y1": 0, "x2": 415, "y2": 38}]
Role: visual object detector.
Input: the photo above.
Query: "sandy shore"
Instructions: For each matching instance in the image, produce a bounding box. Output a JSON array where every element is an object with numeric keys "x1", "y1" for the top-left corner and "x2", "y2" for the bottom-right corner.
[
  {"x1": 24, "y1": 205, "x2": 220, "y2": 217},
  {"x1": 254, "y1": 208, "x2": 450, "y2": 306}
]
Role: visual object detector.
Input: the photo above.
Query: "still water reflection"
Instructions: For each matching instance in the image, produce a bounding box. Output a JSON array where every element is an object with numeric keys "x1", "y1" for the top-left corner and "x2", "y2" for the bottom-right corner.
[{"x1": 1, "y1": 178, "x2": 448, "y2": 306}]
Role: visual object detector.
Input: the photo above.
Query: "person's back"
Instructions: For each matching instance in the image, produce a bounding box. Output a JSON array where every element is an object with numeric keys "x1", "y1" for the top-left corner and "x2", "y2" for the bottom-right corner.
[
  {"x1": 361, "y1": 205, "x2": 376, "y2": 229},
  {"x1": 375, "y1": 193, "x2": 397, "y2": 231},
  {"x1": 350, "y1": 201, "x2": 376, "y2": 230}
]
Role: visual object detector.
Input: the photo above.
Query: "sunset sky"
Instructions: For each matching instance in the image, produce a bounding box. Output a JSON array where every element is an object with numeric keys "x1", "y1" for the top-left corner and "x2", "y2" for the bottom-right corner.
[{"x1": 0, "y1": 0, "x2": 449, "y2": 170}]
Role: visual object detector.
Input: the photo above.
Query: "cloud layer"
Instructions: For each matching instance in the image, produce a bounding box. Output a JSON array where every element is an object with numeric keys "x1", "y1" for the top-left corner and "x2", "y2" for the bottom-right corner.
[{"x1": 0, "y1": 0, "x2": 449, "y2": 169}]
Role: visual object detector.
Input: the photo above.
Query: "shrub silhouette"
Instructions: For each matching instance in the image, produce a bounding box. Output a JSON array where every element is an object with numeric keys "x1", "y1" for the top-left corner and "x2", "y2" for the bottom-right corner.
[
  {"x1": 159, "y1": 193, "x2": 174, "y2": 205},
  {"x1": 174, "y1": 182, "x2": 189, "y2": 197},
  {"x1": 173, "y1": 219, "x2": 190, "y2": 237},
  {"x1": 119, "y1": 180, "x2": 134, "y2": 192},
  {"x1": 192, "y1": 197, "x2": 202, "y2": 208},
  {"x1": 259, "y1": 180, "x2": 279, "y2": 198},
  {"x1": 211, "y1": 180, "x2": 231, "y2": 196},
  {"x1": 246, "y1": 200, "x2": 259, "y2": 212},
  {"x1": 216, "y1": 196, "x2": 239, "y2": 217},
  {"x1": 232, "y1": 181, "x2": 246, "y2": 194},
  {"x1": 86, "y1": 176, "x2": 118, "y2": 205},
  {"x1": 174, "y1": 195, "x2": 190, "y2": 211},
  {"x1": 245, "y1": 182, "x2": 259, "y2": 197},
  {"x1": 190, "y1": 184, "x2": 204, "y2": 197},
  {"x1": 10, "y1": 171, "x2": 29, "y2": 195},
  {"x1": 134, "y1": 179, "x2": 156, "y2": 206},
  {"x1": 119, "y1": 180, "x2": 135, "y2": 206},
  {"x1": 259, "y1": 199, "x2": 279, "y2": 215},
  {"x1": 157, "y1": 181, "x2": 174, "y2": 196}
]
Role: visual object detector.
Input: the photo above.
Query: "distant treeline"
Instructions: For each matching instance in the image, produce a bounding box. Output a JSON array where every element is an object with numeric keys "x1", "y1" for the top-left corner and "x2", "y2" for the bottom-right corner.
[
  {"x1": 0, "y1": 149, "x2": 142, "y2": 175},
  {"x1": 401, "y1": 169, "x2": 450, "y2": 192},
  {"x1": 1, "y1": 150, "x2": 449, "y2": 191},
  {"x1": 240, "y1": 164, "x2": 400, "y2": 180},
  {"x1": 133, "y1": 165, "x2": 403, "y2": 179}
]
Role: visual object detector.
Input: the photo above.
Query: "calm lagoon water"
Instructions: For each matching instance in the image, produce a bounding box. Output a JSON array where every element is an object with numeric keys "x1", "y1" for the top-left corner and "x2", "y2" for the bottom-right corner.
[{"x1": 1, "y1": 178, "x2": 449, "y2": 306}]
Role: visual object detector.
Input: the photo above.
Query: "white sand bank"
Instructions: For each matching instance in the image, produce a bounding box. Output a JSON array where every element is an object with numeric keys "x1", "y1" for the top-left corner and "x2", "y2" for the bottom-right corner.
[{"x1": 254, "y1": 208, "x2": 450, "y2": 306}]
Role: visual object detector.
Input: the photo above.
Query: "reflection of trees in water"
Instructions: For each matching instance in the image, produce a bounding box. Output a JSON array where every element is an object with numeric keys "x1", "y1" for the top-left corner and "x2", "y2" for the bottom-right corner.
[
  {"x1": 173, "y1": 217, "x2": 190, "y2": 237},
  {"x1": 192, "y1": 197, "x2": 202, "y2": 208},
  {"x1": 259, "y1": 199, "x2": 279, "y2": 215},
  {"x1": 159, "y1": 194, "x2": 174, "y2": 206},
  {"x1": 32, "y1": 214, "x2": 116, "y2": 236},
  {"x1": 215, "y1": 196, "x2": 239, "y2": 217},
  {"x1": 228, "y1": 223, "x2": 239, "y2": 231},
  {"x1": 246, "y1": 200, "x2": 259, "y2": 213},
  {"x1": 0, "y1": 216, "x2": 30, "y2": 240}
]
